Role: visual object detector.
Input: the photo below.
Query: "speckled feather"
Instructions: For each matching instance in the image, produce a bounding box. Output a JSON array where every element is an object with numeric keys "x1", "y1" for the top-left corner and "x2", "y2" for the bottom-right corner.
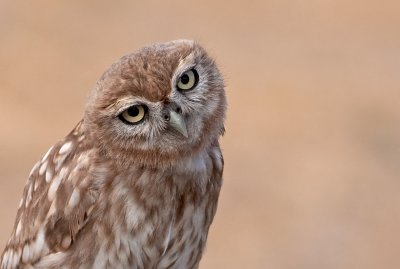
[{"x1": 0, "y1": 40, "x2": 226, "y2": 269}]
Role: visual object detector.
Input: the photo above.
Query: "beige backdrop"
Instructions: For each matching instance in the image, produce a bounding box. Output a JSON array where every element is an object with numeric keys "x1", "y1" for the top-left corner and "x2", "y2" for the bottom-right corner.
[{"x1": 1, "y1": 1, "x2": 400, "y2": 268}]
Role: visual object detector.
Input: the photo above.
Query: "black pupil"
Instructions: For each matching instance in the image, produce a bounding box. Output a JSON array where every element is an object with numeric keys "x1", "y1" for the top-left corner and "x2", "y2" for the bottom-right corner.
[
  {"x1": 180, "y1": 74, "x2": 190, "y2": 84},
  {"x1": 127, "y1": 106, "x2": 140, "y2": 117}
]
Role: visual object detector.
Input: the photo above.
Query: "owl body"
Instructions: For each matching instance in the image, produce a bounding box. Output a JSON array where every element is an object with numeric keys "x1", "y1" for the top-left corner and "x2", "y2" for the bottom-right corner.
[{"x1": 1, "y1": 40, "x2": 226, "y2": 269}]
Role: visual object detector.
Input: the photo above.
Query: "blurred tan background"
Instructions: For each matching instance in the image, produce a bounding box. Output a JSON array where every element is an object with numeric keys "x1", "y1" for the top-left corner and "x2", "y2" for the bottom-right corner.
[{"x1": 1, "y1": 0, "x2": 400, "y2": 268}]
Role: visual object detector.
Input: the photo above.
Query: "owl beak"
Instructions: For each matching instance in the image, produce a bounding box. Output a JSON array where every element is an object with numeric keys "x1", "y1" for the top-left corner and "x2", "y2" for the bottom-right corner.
[{"x1": 169, "y1": 111, "x2": 188, "y2": 138}]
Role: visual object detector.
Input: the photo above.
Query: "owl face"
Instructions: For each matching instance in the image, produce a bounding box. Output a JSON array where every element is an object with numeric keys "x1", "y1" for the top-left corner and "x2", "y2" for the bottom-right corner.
[{"x1": 84, "y1": 40, "x2": 226, "y2": 167}]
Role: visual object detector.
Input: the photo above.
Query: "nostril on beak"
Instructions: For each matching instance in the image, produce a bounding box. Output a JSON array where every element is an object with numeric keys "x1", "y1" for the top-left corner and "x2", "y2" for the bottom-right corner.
[{"x1": 162, "y1": 102, "x2": 182, "y2": 121}]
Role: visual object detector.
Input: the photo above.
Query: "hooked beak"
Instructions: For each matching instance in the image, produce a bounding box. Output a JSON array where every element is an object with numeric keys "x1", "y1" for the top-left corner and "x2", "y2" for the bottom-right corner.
[{"x1": 168, "y1": 111, "x2": 188, "y2": 138}]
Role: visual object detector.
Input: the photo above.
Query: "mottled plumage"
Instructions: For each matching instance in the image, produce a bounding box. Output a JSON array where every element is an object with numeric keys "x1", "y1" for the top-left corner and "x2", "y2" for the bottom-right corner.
[{"x1": 1, "y1": 40, "x2": 226, "y2": 269}]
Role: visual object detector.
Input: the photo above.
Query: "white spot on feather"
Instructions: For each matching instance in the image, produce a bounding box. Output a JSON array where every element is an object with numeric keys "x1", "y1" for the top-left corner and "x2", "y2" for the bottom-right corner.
[
  {"x1": 25, "y1": 184, "x2": 33, "y2": 207},
  {"x1": 39, "y1": 161, "x2": 47, "y2": 176},
  {"x1": 29, "y1": 162, "x2": 40, "y2": 178},
  {"x1": 77, "y1": 151, "x2": 89, "y2": 164},
  {"x1": 111, "y1": 180, "x2": 145, "y2": 229},
  {"x1": 32, "y1": 228, "x2": 47, "y2": 259},
  {"x1": 78, "y1": 135, "x2": 85, "y2": 142},
  {"x1": 162, "y1": 224, "x2": 172, "y2": 255},
  {"x1": 54, "y1": 154, "x2": 68, "y2": 172},
  {"x1": 48, "y1": 168, "x2": 67, "y2": 201},
  {"x1": 15, "y1": 220, "x2": 22, "y2": 236},
  {"x1": 1, "y1": 250, "x2": 10, "y2": 268},
  {"x1": 22, "y1": 244, "x2": 30, "y2": 263},
  {"x1": 67, "y1": 189, "x2": 80, "y2": 209},
  {"x1": 6, "y1": 251, "x2": 13, "y2": 269},
  {"x1": 45, "y1": 169, "x2": 53, "y2": 183},
  {"x1": 33, "y1": 179, "x2": 39, "y2": 191},
  {"x1": 15, "y1": 249, "x2": 22, "y2": 267},
  {"x1": 59, "y1": 141, "x2": 72, "y2": 155},
  {"x1": 61, "y1": 236, "x2": 71, "y2": 249},
  {"x1": 42, "y1": 146, "x2": 53, "y2": 162},
  {"x1": 48, "y1": 177, "x2": 61, "y2": 201},
  {"x1": 7, "y1": 248, "x2": 20, "y2": 269},
  {"x1": 46, "y1": 200, "x2": 56, "y2": 218},
  {"x1": 21, "y1": 227, "x2": 48, "y2": 265},
  {"x1": 34, "y1": 252, "x2": 65, "y2": 268}
]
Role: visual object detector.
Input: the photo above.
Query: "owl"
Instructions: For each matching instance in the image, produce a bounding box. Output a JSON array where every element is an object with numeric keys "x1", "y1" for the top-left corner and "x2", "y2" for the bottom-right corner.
[{"x1": 0, "y1": 40, "x2": 226, "y2": 269}]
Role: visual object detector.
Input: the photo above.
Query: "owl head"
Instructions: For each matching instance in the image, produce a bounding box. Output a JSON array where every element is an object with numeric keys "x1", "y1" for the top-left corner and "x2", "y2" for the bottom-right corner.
[{"x1": 84, "y1": 40, "x2": 226, "y2": 168}]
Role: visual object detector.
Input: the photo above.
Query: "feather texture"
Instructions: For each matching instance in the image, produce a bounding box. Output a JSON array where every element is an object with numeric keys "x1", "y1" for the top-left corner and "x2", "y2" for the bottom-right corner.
[{"x1": 1, "y1": 40, "x2": 226, "y2": 269}]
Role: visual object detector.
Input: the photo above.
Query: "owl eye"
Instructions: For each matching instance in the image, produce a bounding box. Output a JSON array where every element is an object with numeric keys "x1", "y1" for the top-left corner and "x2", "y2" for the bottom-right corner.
[
  {"x1": 119, "y1": 105, "x2": 147, "y2": 124},
  {"x1": 177, "y1": 69, "x2": 199, "y2": 91}
]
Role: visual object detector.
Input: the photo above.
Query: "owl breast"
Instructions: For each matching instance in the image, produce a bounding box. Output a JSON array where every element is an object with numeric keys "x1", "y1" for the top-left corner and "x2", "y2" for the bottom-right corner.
[{"x1": 52, "y1": 145, "x2": 223, "y2": 269}]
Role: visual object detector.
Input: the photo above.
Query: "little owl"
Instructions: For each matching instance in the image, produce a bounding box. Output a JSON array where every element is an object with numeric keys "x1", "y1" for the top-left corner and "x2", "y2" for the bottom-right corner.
[{"x1": 0, "y1": 40, "x2": 226, "y2": 269}]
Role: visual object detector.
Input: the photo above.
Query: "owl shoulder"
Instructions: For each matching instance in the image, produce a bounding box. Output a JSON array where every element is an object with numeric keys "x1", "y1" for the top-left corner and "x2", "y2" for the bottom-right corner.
[{"x1": 1, "y1": 121, "x2": 102, "y2": 269}]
